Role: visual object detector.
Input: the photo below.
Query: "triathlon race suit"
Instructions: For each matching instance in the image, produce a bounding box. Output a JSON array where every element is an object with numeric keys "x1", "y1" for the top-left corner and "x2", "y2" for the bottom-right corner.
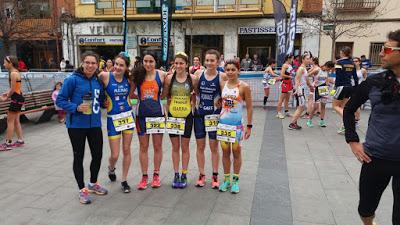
[
  {"x1": 219, "y1": 82, "x2": 244, "y2": 147},
  {"x1": 263, "y1": 68, "x2": 273, "y2": 89},
  {"x1": 281, "y1": 64, "x2": 294, "y2": 93},
  {"x1": 314, "y1": 69, "x2": 330, "y2": 103},
  {"x1": 294, "y1": 67, "x2": 307, "y2": 107},
  {"x1": 9, "y1": 75, "x2": 24, "y2": 112},
  {"x1": 105, "y1": 73, "x2": 134, "y2": 138},
  {"x1": 168, "y1": 74, "x2": 193, "y2": 138},
  {"x1": 194, "y1": 71, "x2": 221, "y2": 139},
  {"x1": 334, "y1": 58, "x2": 358, "y2": 100},
  {"x1": 136, "y1": 71, "x2": 164, "y2": 136}
]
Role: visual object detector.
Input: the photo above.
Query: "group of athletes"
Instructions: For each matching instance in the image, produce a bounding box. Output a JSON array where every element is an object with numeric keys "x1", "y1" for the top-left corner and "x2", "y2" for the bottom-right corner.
[
  {"x1": 262, "y1": 47, "x2": 367, "y2": 132},
  {"x1": 54, "y1": 49, "x2": 253, "y2": 204}
]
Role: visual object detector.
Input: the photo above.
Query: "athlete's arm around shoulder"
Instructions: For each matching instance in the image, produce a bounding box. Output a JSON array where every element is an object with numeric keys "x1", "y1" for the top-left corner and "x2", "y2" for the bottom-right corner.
[
  {"x1": 98, "y1": 71, "x2": 110, "y2": 87},
  {"x1": 220, "y1": 72, "x2": 228, "y2": 82},
  {"x1": 241, "y1": 81, "x2": 253, "y2": 140}
]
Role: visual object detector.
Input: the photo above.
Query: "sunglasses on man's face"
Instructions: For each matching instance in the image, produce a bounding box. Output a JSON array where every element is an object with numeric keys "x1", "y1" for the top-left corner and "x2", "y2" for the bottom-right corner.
[{"x1": 381, "y1": 46, "x2": 400, "y2": 55}]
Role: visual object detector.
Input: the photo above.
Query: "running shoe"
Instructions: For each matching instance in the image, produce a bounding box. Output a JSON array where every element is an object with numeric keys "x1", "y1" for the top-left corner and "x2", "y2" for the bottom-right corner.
[
  {"x1": 276, "y1": 112, "x2": 285, "y2": 119},
  {"x1": 121, "y1": 181, "x2": 131, "y2": 193},
  {"x1": 151, "y1": 173, "x2": 161, "y2": 188},
  {"x1": 108, "y1": 167, "x2": 116, "y2": 182},
  {"x1": 211, "y1": 175, "x2": 219, "y2": 189},
  {"x1": 219, "y1": 180, "x2": 230, "y2": 192},
  {"x1": 79, "y1": 188, "x2": 91, "y2": 204},
  {"x1": 137, "y1": 176, "x2": 148, "y2": 190},
  {"x1": 195, "y1": 174, "x2": 206, "y2": 187},
  {"x1": 306, "y1": 120, "x2": 313, "y2": 128},
  {"x1": 0, "y1": 143, "x2": 12, "y2": 151},
  {"x1": 319, "y1": 120, "x2": 327, "y2": 127},
  {"x1": 11, "y1": 140, "x2": 24, "y2": 148},
  {"x1": 285, "y1": 111, "x2": 292, "y2": 117},
  {"x1": 180, "y1": 174, "x2": 187, "y2": 189},
  {"x1": 337, "y1": 125, "x2": 345, "y2": 134},
  {"x1": 172, "y1": 174, "x2": 181, "y2": 189},
  {"x1": 288, "y1": 123, "x2": 302, "y2": 130},
  {"x1": 87, "y1": 182, "x2": 108, "y2": 195},
  {"x1": 231, "y1": 180, "x2": 240, "y2": 194}
]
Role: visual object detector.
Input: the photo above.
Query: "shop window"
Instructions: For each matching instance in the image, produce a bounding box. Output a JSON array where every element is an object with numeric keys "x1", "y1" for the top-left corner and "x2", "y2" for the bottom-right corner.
[{"x1": 369, "y1": 42, "x2": 383, "y2": 65}]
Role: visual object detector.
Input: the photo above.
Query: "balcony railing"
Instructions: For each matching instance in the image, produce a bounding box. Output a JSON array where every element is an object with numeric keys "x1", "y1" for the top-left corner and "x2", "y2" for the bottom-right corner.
[
  {"x1": 94, "y1": 0, "x2": 262, "y2": 15},
  {"x1": 333, "y1": 0, "x2": 380, "y2": 12}
]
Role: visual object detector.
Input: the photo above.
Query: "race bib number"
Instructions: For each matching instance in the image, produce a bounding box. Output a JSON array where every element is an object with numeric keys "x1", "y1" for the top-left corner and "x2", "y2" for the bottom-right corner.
[
  {"x1": 166, "y1": 117, "x2": 186, "y2": 135},
  {"x1": 112, "y1": 111, "x2": 135, "y2": 132},
  {"x1": 205, "y1": 114, "x2": 219, "y2": 132},
  {"x1": 217, "y1": 123, "x2": 237, "y2": 143},
  {"x1": 318, "y1": 86, "x2": 329, "y2": 96},
  {"x1": 268, "y1": 79, "x2": 276, "y2": 85},
  {"x1": 145, "y1": 117, "x2": 165, "y2": 134}
]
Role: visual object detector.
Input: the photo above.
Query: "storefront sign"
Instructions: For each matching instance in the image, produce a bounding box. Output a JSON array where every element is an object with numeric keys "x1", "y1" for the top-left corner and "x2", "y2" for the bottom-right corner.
[
  {"x1": 138, "y1": 36, "x2": 174, "y2": 47},
  {"x1": 78, "y1": 36, "x2": 123, "y2": 46},
  {"x1": 238, "y1": 26, "x2": 302, "y2": 35}
]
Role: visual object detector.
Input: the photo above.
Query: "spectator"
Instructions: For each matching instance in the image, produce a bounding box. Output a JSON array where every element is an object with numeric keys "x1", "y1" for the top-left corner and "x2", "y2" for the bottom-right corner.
[
  {"x1": 60, "y1": 58, "x2": 66, "y2": 72},
  {"x1": 219, "y1": 54, "x2": 225, "y2": 68},
  {"x1": 49, "y1": 58, "x2": 58, "y2": 70},
  {"x1": 360, "y1": 55, "x2": 372, "y2": 69},
  {"x1": 99, "y1": 57, "x2": 106, "y2": 71},
  {"x1": 18, "y1": 58, "x2": 28, "y2": 72},
  {"x1": 65, "y1": 60, "x2": 74, "y2": 72},
  {"x1": 134, "y1": 56, "x2": 142, "y2": 68},
  {"x1": 52, "y1": 82, "x2": 65, "y2": 123},
  {"x1": 103, "y1": 59, "x2": 114, "y2": 72},
  {"x1": 251, "y1": 54, "x2": 262, "y2": 71},
  {"x1": 240, "y1": 53, "x2": 252, "y2": 71}
]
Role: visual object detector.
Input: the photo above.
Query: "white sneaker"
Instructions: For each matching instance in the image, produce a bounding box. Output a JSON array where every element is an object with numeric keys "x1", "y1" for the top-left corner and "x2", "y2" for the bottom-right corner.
[{"x1": 277, "y1": 112, "x2": 285, "y2": 119}]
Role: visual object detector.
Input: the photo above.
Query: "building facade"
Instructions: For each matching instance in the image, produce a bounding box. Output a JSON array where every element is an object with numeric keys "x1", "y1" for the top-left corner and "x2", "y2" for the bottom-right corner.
[
  {"x1": 64, "y1": 0, "x2": 322, "y2": 67},
  {"x1": 318, "y1": 0, "x2": 399, "y2": 66}
]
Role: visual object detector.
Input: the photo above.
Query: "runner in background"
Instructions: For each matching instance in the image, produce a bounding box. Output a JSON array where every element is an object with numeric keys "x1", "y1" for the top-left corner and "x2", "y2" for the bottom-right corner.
[
  {"x1": 263, "y1": 58, "x2": 278, "y2": 107},
  {"x1": 305, "y1": 57, "x2": 321, "y2": 127},
  {"x1": 352, "y1": 57, "x2": 368, "y2": 124},
  {"x1": 218, "y1": 59, "x2": 253, "y2": 194},
  {"x1": 189, "y1": 56, "x2": 205, "y2": 75},
  {"x1": 0, "y1": 56, "x2": 25, "y2": 151},
  {"x1": 276, "y1": 55, "x2": 294, "y2": 119}
]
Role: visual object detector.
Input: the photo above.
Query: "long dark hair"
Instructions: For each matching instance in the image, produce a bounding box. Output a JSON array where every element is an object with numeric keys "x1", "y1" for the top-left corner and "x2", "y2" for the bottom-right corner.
[
  {"x1": 168, "y1": 52, "x2": 193, "y2": 98},
  {"x1": 131, "y1": 51, "x2": 158, "y2": 87}
]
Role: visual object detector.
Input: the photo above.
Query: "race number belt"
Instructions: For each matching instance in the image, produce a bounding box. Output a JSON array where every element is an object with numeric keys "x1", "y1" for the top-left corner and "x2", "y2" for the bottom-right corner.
[
  {"x1": 166, "y1": 117, "x2": 186, "y2": 135},
  {"x1": 216, "y1": 123, "x2": 237, "y2": 143},
  {"x1": 111, "y1": 111, "x2": 135, "y2": 132},
  {"x1": 204, "y1": 114, "x2": 219, "y2": 132},
  {"x1": 318, "y1": 86, "x2": 329, "y2": 96},
  {"x1": 145, "y1": 117, "x2": 165, "y2": 134},
  {"x1": 267, "y1": 79, "x2": 276, "y2": 85}
]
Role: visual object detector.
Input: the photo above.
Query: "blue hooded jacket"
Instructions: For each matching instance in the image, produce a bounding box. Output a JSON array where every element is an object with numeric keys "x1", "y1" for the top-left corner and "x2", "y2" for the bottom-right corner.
[{"x1": 56, "y1": 70, "x2": 104, "y2": 128}]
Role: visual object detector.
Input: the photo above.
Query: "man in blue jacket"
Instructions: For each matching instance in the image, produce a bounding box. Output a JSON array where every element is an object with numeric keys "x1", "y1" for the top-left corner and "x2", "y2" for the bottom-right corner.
[{"x1": 57, "y1": 51, "x2": 108, "y2": 204}]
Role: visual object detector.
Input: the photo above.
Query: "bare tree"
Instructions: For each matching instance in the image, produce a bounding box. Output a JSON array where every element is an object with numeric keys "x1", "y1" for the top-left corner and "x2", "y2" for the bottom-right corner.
[
  {"x1": 300, "y1": 0, "x2": 389, "y2": 60},
  {"x1": 0, "y1": 0, "x2": 56, "y2": 55}
]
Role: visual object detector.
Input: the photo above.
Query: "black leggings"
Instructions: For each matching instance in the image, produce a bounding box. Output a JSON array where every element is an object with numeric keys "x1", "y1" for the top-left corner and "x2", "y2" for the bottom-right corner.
[
  {"x1": 359, "y1": 157, "x2": 400, "y2": 225},
  {"x1": 68, "y1": 128, "x2": 103, "y2": 190}
]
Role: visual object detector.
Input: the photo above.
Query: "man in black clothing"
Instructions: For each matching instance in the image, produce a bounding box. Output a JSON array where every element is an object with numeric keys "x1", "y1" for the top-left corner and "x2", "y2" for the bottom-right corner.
[{"x1": 343, "y1": 30, "x2": 400, "y2": 225}]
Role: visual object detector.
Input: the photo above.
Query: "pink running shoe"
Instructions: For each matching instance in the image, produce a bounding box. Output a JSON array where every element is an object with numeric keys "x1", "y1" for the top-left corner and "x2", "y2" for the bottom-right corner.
[
  {"x1": 11, "y1": 140, "x2": 24, "y2": 148},
  {"x1": 195, "y1": 174, "x2": 206, "y2": 187},
  {"x1": 0, "y1": 143, "x2": 12, "y2": 151},
  {"x1": 137, "y1": 176, "x2": 148, "y2": 190},
  {"x1": 151, "y1": 173, "x2": 161, "y2": 188},
  {"x1": 211, "y1": 176, "x2": 219, "y2": 189}
]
